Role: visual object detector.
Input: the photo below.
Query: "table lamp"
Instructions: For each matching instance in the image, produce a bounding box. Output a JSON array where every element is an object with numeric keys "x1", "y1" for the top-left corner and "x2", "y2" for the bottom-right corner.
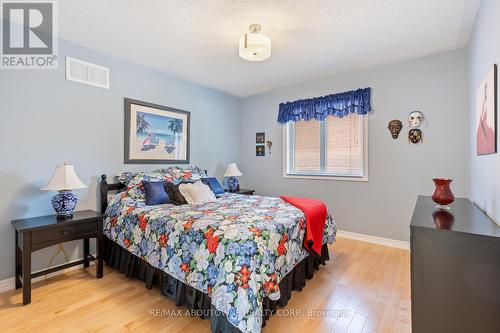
[
  {"x1": 224, "y1": 163, "x2": 242, "y2": 192},
  {"x1": 42, "y1": 163, "x2": 87, "y2": 219}
]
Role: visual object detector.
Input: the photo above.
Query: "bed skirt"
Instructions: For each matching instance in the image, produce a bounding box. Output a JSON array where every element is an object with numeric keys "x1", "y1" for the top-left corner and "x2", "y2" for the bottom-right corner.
[{"x1": 103, "y1": 237, "x2": 330, "y2": 333}]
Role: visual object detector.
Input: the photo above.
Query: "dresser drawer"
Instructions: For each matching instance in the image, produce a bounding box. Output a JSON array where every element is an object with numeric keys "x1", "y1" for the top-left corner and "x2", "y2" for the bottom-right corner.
[{"x1": 31, "y1": 220, "x2": 98, "y2": 251}]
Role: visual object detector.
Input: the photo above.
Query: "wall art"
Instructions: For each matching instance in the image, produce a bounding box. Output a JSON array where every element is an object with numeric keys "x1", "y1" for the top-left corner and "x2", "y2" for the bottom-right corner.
[
  {"x1": 388, "y1": 120, "x2": 403, "y2": 139},
  {"x1": 476, "y1": 64, "x2": 497, "y2": 155},
  {"x1": 124, "y1": 98, "x2": 190, "y2": 164},
  {"x1": 256, "y1": 145, "x2": 265, "y2": 156}
]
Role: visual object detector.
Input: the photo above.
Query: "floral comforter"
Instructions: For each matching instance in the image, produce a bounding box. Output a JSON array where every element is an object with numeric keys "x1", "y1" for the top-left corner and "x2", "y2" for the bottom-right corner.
[{"x1": 104, "y1": 191, "x2": 336, "y2": 333}]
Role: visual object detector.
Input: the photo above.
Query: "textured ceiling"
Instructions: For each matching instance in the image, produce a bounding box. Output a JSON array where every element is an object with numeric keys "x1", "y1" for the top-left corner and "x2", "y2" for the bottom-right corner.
[{"x1": 58, "y1": 0, "x2": 481, "y2": 97}]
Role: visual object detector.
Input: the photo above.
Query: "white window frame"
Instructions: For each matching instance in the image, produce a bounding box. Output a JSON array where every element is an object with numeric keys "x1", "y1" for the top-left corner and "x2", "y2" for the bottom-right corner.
[{"x1": 282, "y1": 115, "x2": 369, "y2": 182}]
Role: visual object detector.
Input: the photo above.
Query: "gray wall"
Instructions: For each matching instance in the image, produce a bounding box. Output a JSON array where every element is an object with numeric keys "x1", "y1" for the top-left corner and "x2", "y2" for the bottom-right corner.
[
  {"x1": 0, "y1": 39, "x2": 241, "y2": 280},
  {"x1": 239, "y1": 49, "x2": 468, "y2": 241},
  {"x1": 467, "y1": 0, "x2": 500, "y2": 224}
]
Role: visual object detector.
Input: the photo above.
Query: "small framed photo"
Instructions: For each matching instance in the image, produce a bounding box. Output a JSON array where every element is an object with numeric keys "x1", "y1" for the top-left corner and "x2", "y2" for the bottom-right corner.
[
  {"x1": 256, "y1": 132, "x2": 265, "y2": 144},
  {"x1": 256, "y1": 145, "x2": 265, "y2": 156}
]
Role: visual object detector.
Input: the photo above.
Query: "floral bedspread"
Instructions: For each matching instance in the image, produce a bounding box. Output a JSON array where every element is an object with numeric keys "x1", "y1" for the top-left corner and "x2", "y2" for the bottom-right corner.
[{"x1": 104, "y1": 192, "x2": 336, "y2": 333}]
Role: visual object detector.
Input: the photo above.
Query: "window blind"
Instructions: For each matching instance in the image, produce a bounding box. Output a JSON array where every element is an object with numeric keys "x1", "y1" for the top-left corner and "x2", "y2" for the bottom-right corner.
[
  {"x1": 326, "y1": 114, "x2": 362, "y2": 176},
  {"x1": 294, "y1": 119, "x2": 321, "y2": 171},
  {"x1": 286, "y1": 114, "x2": 365, "y2": 178}
]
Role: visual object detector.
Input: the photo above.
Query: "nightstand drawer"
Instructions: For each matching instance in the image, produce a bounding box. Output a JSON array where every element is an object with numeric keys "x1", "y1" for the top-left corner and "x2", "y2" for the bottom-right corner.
[{"x1": 31, "y1": 221, "x2": 97, "y2": 251}]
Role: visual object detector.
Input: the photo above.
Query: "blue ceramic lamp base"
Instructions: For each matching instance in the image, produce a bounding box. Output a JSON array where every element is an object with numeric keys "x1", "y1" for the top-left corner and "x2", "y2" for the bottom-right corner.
[
  {"x1": 52, "y1": 190, "x2": 78, "y2": 220},
  {"x1": 227, "y1": 177, "x2": 239, "y2": 192}
]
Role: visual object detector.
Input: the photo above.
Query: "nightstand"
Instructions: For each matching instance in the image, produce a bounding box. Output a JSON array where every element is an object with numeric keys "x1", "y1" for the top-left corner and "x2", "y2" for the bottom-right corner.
[
  {"x1": 225, "y1": 189, "x2": 255, "y2": 195},
  {"x1": 11, "y1": 210, "x2": 104, "y2": 305}
]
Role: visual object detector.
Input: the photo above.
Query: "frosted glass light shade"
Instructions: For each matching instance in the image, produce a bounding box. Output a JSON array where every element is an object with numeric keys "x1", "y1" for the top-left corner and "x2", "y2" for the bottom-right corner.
[
  {"x1": 42, "y1": 164, "x2": 87, "y2": 191},
  {"x1": 224, "y1": 163, "x2": 243, "y2": 177},
  {"x1": 239, "y1": 28, "x2": 271, "y2": 62}
]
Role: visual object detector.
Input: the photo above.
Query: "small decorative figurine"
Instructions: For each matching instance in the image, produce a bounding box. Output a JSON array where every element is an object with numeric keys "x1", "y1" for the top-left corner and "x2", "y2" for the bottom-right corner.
[
  {"x1": 408, "y1": 128, "x2": 423, "y2": 144},
  {"x1": 409, "y1": 111, "x2": 425, "y2": 127},
  {"x1": 388, "y1": 120, "x2": 403, "y2": 139},
  {"x1": 266, "y1": 140, "x2": 272, "y2": 154}
]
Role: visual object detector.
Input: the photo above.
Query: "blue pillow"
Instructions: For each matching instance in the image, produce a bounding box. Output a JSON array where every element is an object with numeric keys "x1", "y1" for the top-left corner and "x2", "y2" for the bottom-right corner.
[
  {"x1": 202, "y1": 177, "x2": 224, "y2": 195},
  {"x1": 143, "y1": 181, "x2": 171, "y2": 205}
]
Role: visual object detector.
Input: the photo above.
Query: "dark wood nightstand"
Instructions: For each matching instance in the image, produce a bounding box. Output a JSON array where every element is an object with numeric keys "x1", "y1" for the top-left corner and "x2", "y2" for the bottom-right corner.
[
  {"x1": 11, "y1": 210, "x2": 104, "y2": 305},
  {"x1": 225, "y1": 189, "x2": 255, "y2": 195}
]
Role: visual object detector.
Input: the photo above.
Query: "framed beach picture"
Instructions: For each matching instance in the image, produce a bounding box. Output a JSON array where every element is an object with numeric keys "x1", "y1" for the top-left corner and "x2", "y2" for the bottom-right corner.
[
  {"x1": 476, "y1": 64, "x2": 497, "y2": 155},
  {"x1": 124, "y1": 98, "x2": 190, "y2": 164}
]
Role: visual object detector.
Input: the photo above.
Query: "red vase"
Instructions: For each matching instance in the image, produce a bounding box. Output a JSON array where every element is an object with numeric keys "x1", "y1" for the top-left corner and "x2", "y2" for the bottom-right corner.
[{"x1": 432, "y1": 178, "x2": 454, "y2": 208}]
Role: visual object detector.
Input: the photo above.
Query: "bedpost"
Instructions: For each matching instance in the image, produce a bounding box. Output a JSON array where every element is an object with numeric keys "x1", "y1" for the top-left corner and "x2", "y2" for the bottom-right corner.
[{"x1": 100, "y1": 174, "x2": 108, "y2": 214}]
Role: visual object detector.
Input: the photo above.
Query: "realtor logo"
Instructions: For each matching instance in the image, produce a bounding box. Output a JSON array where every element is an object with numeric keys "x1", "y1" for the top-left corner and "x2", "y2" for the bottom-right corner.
[{"x1": 1, "y1": 0, "x2": 58, "y2": 69}]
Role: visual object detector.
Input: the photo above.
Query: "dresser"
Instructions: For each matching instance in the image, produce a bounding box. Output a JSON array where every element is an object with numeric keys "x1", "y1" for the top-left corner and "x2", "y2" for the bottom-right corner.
[{"x1": 410, "y1": 196, "x2": 500, "y2": 333}]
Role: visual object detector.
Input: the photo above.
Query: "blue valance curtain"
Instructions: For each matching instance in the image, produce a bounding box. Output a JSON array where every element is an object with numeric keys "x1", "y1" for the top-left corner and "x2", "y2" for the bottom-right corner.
[{"x1": 277, "y1": 87, "x2": 371, "y2": 123}]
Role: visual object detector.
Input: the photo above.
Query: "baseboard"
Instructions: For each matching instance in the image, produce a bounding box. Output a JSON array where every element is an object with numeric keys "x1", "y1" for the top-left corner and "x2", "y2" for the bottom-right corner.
[
  {"x1": 336, "y1": 230, "x2": 410, "y2": 250},
  {"x1": 0, "y1": 260, "x2": 95, "y2": 294},
  {"x1": 0, "y1": 277, "x2": 15, "y2": 294}
]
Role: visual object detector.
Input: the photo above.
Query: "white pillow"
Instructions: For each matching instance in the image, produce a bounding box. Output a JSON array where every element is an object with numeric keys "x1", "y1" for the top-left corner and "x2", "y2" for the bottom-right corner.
[
  {"x1": 179, "y1": 181, "x2": 216, "y2": 205},
  {"x1": 178, "y1": 183, "x2": 194, "y2": 204}
]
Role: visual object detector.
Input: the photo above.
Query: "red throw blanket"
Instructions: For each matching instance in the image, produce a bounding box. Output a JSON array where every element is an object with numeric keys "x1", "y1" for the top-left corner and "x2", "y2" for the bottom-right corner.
[{"x1": 280, "y1": 196, "x2": 327, "y2": 257}]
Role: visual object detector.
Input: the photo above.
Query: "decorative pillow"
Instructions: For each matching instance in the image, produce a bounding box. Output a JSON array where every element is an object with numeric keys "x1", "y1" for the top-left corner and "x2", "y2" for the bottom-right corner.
[
  {"x1": 164, "y1": 182, "x2": 190, "y2": 205},
  {"x1": 143, "y1": 181, "x2": 170, "y2": 206},
  {"x1": 155, "y1": 166, "x2": 206, "y2": 185},
  {"x1": 201, "y1": 177, "x2": 225, "y2": 195},
  {"x1": 179, "y1": 181, "x2": 216, "y2": 205},
  {"x1": 178, "y1": 183, "x2": 194, "y2": 204},
  {"x1": 125, "y1": 172, "x2": 173, "y2": 200}
]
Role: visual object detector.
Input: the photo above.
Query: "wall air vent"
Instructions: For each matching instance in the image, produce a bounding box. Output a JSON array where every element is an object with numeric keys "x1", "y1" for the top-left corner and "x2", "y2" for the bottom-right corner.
[{"x1": 65, "y1": 56, "x2": 110, "y2": 89}]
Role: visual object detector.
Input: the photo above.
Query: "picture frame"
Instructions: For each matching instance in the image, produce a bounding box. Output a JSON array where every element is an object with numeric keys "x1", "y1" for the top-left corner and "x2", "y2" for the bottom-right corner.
[
  {"x1": 124, "y1": 98, "x2": 190, "y2": 164},
  {"x1": 476, "y1": 64, "x2": 497, "y2": 155},
  {"x1": 256, "y1": 145, "x2": 265, "y2": 156},
  {"x1": 256, "y1": 132, "x2": 265, "y2": 144}
]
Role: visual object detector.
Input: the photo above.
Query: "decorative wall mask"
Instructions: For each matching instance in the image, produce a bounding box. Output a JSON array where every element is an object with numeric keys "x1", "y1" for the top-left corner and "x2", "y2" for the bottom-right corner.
[
  {"x1": 409, "y1": 111, "x2": 425, "y2": 127},
  {"x1": 408, "y1": 128, "x2": 423, "y2": 144},
  {"x1": 388, "y1": 120, "x2": 403, "y2": 139},
  {"x1": 266, "y1": 140, "x2": 273, "y2": 154}
]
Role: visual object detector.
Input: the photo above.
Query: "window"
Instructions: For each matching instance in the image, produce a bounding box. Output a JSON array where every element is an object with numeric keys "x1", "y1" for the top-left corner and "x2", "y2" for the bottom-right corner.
[{"x1": 284, "y1": 114, "x2": 368, "y2": 180}]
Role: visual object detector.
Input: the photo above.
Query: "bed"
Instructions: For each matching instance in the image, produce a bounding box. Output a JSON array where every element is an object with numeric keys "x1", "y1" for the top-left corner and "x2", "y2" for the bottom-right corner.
[{"x1": 100, "y1": 170, "x2": 336, "y2": 333}]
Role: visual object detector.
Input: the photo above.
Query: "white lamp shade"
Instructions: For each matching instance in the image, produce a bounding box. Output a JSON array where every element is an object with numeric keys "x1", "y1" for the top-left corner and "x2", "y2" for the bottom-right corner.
[
  {"x1": 42, "y1": 164, "x2": 87, "y2": 191},
  {"x1": 239, "y1": 31, "x2": 271, "y2": 62},
  {"x1": 224, "y1": 163, "x2": 243, "y2": 177}
]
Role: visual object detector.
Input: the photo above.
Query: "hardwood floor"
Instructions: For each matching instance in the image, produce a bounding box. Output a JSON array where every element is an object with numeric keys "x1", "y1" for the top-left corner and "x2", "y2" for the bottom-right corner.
[{"x1": 0, "y1": 237, "x2": 410, "y2": 333}]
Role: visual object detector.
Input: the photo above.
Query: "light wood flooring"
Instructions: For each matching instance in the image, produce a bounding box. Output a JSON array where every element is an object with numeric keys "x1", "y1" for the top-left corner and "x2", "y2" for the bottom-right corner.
[{"x1": 0, "y1": 237, "x2": 411, "y2": 333}]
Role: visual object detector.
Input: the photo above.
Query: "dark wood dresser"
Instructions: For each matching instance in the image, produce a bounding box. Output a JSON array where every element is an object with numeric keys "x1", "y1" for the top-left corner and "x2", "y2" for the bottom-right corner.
[{"x1": 410, "y1": 196, "x2": 500, "y2": 333}]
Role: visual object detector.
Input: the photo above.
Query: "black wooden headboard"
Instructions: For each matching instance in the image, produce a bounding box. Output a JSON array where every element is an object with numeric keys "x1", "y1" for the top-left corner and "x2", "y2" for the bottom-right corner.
[{"x1": 100, "y1": 174, "x2": 126, "y2": 214}]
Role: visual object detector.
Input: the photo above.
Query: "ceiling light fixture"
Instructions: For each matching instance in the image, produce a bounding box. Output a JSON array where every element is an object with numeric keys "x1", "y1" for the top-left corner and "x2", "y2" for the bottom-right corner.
[{"x1": 239, "y1": 24, "x2": 271, "y2": 62}]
